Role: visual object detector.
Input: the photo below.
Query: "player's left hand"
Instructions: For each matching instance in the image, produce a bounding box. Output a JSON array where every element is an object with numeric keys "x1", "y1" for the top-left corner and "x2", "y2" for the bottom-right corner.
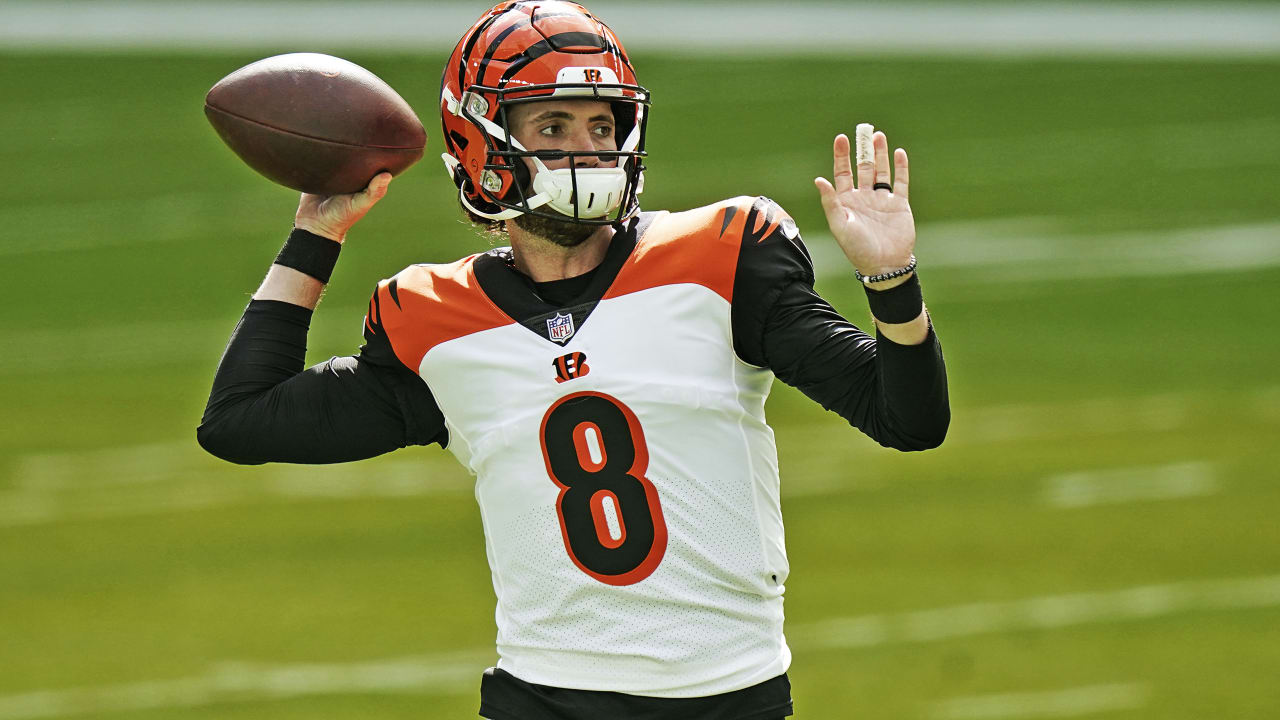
[{"x1": 814, "y1": 125, "x2": 915, "y2": 278}]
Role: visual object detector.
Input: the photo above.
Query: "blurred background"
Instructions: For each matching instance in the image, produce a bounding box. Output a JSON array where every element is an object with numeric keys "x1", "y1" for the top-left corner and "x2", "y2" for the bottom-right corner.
[{"x1": 2, "y1": 1, "x2": 1278, "y2": 718}]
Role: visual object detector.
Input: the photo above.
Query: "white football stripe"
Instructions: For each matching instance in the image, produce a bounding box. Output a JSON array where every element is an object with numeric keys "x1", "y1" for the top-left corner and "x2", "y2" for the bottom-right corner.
[
  {"x1": 2, "y1": 2, "x2": 1279, "y2": 55},
  {"x1": 0, "y1": 441, "x2": 470, "y2": 528},
  {"x1": 0, "y1": 652, "x2": 488, "y2": 720},
  {"x1": 1, "y1": 575, "x2": 1276, "y2": 718},
  {"x1": 1044, "y1": 461, "x2": 1218, "y2": 508},
  {"x1": 0, "y1": 308, "x2": 361, "y2": 375},
  {"x1": 790, "y1": 574, "x2": 1280, "y2": 649},
  {"x1": 809, "y1": 220, "x2": 1280, "y2": 284},
  {"x1": 931, "y1": 683, "x2": 1150, "y2": 720},
  {"x1": 3, "y1": 387, "x2": 1275, "y2": 525}
]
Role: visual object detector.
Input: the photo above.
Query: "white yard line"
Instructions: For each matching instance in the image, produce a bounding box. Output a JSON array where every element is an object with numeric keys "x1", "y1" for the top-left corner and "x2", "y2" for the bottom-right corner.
[
  {"x1": 5, "y1": 216, "x2": 1277, "y2": 374},
  {"x1": 810, "y1": 220, "x2": 1280, "y2": 283},
  {"x1": 2, "y1": 2, "x2": 1279, "y2": 56},
  {"x1": 0, "y1": 306, "x2": 359, "y2": 375},
  {"x1": 0, "y1": 651, "x2": 489, "y2": 720},
  {"x1": 2, "y1": 386, "x2": 1274, "y2": 526},
  {"x1": 1, "y1": 574, "x2": 1276, "y2": 718},
  {"x1": 931, "y1": 683, "x2": 1150, "y2": 720},
  {"x1": 790, "y1": 574, "x2": 1280, "y2": 649},
  {"x1": 949, "y1": 392, "x2": 1199, "y2": 446},
  {"x1": 1044, "y1": 461, "x2": 1218, "y2": 509},
  {"x1": 0, "y1": 441, "x2": 471, "y2": 528}
]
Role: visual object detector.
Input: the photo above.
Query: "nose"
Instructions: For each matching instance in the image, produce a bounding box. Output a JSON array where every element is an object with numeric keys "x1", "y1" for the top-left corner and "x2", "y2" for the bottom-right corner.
[
  {"x1": 569, "y1": 129, "x2": 601, "y2": 168},
  {"x1": 573, "y1": 157, "x2": 599, "y2": 168}
]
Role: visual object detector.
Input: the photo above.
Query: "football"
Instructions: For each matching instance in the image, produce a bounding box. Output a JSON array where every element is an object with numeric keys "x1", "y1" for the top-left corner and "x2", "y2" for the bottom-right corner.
[{"x1": 204, "y1": 53, "x2": 426, "y2": 195}]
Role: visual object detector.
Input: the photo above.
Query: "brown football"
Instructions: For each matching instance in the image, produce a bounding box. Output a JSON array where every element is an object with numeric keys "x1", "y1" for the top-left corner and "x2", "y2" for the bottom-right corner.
[{"x1": 204, "y1": 53, "x2": 426, "y2": 195}]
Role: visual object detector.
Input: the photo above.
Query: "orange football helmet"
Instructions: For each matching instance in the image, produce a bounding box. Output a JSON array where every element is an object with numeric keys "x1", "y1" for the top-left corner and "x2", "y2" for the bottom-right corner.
[{"x1": 440, "y1": 1, "x2": 649, "y2": 225}]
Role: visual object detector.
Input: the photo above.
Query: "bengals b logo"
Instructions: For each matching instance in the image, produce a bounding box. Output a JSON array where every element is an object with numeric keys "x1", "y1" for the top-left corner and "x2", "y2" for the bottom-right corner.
[{"x1": 553, "y1": 352, "x2": 590, "y2": 384}]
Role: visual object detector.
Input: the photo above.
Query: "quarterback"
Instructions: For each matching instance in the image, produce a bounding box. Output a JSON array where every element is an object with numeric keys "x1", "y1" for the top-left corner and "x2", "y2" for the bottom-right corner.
[{"x1": 198, "y1": 2, "x2": 949, "y2": 718}]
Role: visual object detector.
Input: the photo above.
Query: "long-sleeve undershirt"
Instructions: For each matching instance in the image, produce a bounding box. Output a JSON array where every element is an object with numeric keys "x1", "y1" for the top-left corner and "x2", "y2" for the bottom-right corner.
[
  {"x1": 200, "y1": 199, "x2": 947, "y2": 464},
  {"x1": 197, "y1": 273, "x2": 948, "y2": 464}
]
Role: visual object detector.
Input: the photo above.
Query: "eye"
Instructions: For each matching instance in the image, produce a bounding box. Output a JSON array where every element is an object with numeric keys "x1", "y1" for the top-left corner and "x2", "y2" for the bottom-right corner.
[
  {"x1": 593, "y1": 125, "x2": 614, "y2": 138},
  {"x1": 539, "y1": 124, "x2": 562, "y2": 136}
]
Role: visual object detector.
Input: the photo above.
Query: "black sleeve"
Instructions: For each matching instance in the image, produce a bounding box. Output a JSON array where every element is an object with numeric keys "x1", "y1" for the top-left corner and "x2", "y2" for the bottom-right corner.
[
  {"x1": 197, "y1": 298, "x2": 447, "y2": 465},
  {"x1": 730, "y1": 197, "x2": 949, "y2": 451}
]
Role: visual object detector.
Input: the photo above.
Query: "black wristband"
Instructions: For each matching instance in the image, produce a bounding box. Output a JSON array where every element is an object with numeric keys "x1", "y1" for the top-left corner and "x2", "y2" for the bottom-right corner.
[
  {"x1": 273, "y1": 228, "x2": 342, "y2": 283},
  {"x1": 863, "y1": 271, "x2": 923, "y2": 323}
]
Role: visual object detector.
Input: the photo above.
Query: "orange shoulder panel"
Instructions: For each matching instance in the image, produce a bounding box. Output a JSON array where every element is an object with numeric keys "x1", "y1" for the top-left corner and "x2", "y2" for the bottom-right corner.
[
  {"x1": 367, "y1": 255, "x2": 513, "y2": 372},
  {"x1": 603, "y1": 197, "x2": 754, "y2": 303}
]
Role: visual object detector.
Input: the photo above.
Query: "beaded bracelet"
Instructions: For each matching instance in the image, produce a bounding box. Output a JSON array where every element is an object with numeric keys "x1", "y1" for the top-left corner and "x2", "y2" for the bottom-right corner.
[
  {"x1": 854, "y1": 255, "x2": 917, "y2": 285},
  {"x1": 273, "y1": 228, "x2": 342, "y2": 284}
]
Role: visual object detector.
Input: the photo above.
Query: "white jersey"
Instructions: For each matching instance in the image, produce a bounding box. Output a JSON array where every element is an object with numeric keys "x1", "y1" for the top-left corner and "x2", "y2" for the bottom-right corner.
[{"x1": 368, "y1": 197, "x2": 810, "y2": 697}]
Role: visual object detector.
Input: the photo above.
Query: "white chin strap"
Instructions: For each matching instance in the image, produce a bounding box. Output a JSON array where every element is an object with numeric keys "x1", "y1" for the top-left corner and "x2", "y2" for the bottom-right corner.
[{"x1": 441, "y1": 87, "x2": 643, "y2": 221}]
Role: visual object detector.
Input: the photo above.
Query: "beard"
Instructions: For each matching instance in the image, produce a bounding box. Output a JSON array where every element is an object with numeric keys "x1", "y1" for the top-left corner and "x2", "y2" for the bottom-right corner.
[{"x1": 511, "y1": 209, "x2": 599, "y2": 248}]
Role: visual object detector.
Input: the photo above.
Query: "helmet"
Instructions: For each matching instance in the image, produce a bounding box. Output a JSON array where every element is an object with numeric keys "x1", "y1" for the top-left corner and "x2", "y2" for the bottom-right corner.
[{"x1": 440, "y1": 1, "x2": 649, "y2": 225}]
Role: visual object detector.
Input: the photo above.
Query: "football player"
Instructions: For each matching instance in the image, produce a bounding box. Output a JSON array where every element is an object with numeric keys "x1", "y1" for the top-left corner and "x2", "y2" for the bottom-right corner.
[{"x1": 198, "y1": 2, "x2": 949, "y2": 718}]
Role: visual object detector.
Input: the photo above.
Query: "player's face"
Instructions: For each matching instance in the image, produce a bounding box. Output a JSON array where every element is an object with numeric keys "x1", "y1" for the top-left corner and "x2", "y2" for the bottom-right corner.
[{"x1": 508, "y1": 99, "x2": 618, "y2": 172}]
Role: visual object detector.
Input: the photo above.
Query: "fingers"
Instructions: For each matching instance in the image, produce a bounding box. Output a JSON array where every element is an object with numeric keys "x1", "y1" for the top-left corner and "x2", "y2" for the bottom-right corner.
[
  {"x1": 893, "y1": 148, "x2": 909, "y2": 200},
  {"x1": 854, "y1": 123, "x2": 875, "y2": 190},
  {"x1": 365, "y1": 172, "x2": 394, "y2": 201},
  {"x1": 825, "y1": 125, "x2": 909, "y2": 199},
  {"x1": 831, "y1": 134, "x2": 854, "y2": 194},
  {"x1": 814, "y1": 176, "x2": 837, "y2": 214},
  {"x1": 813, "y1": 176, "x2": 849, "y2": 233},
  {"x1": 296, "y1": 173, "x2": 394, "y2": 242},
  {"x1": 354, "y1": 172, "x2": 394, "y2": 211},
  {"x1": 873, "y1": 131, "x2": 891, "y2": 188}
]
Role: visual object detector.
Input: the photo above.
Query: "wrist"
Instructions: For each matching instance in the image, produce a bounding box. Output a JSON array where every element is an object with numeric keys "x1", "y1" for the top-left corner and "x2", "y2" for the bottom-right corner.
[
  {"x1": 293, "y1": 220, "x2": 345, "y2": 244},
  {"x1": 273, "y1": 227, "x2": 342, "y2": 284},
  {"x1": 863, "y1": 271, "x2": 913, "y2": 291},
  {"x1": 863, "y1": 269, "x2": 923, "y2": 324},
  {"x1": 854, "y1": 255, "x2": 916, "y2": 285}
]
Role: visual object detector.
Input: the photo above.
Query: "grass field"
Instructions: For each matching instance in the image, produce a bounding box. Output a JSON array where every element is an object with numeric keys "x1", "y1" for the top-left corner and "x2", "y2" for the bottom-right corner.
[{"x1": 2, "y1": 46, "x2": 1279, "y2": 719}]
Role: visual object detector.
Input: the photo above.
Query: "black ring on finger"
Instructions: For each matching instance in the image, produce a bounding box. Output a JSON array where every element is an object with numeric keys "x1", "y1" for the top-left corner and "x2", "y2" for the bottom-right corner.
[{"x1": 873, "y1": 182, "x2": 893, "y2": 191}]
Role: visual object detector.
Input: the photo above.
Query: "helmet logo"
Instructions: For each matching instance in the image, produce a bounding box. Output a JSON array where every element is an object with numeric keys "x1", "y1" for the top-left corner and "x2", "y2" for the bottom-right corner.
[{"x1": 553, "y1": 66, "x2": 621, "y2": 97}]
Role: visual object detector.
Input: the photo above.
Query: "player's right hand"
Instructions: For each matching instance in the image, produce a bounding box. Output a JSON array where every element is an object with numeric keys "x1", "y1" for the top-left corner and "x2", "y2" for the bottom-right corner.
[{"x1": 294, "y1": 172, "x2": 393, "y2": 244}]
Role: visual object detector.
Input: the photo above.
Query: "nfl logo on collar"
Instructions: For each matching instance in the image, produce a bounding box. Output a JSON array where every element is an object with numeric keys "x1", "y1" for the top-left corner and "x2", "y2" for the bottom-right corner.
[{"x1": 547, "y1": 312, "x2": 575, "y2": 344}]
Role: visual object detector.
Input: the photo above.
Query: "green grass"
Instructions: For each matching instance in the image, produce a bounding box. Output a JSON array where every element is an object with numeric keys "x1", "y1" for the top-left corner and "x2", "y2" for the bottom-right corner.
[{"x1": 1, "y1": 52, "x2": 1278, "y2": 718}]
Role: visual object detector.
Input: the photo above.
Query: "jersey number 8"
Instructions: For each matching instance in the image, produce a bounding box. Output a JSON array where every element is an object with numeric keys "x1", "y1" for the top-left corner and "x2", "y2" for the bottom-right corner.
[{"x1": 539, "y1": 392, "x2": 668, "y2": 586}]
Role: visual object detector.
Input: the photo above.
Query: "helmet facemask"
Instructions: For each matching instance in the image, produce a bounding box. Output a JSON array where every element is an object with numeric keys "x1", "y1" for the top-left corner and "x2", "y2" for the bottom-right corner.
[{"x1": 444, "y1": 79, "x2": 649, "y2": 226}]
